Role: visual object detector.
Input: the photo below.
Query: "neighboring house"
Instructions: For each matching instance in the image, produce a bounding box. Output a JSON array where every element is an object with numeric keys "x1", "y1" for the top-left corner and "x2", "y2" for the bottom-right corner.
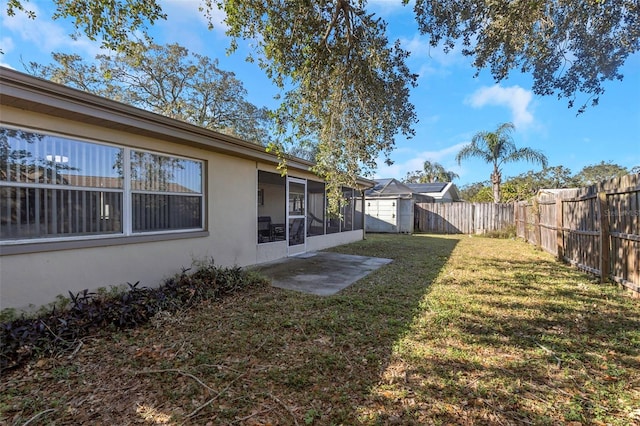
[
  {"x1": 365, "y1": 178, "x2": 434, "y2": 233},
  {"x1": 0, "y1": 68, "x2": 373, "y2": 309},
  {"x1": 405, "y1": 182, "x2": 460, "y2": 202}
]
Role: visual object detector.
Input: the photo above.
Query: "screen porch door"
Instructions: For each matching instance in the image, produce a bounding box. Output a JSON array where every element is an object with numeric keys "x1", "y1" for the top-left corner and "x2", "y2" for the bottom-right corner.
[{"x1": 287, "y1": 177, "x2": 306, "y2": 256}]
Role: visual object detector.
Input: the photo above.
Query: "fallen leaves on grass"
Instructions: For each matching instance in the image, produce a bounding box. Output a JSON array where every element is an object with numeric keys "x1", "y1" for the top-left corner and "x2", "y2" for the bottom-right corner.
[{"x1": 1, "y1": 235, "x2": 638, "y2": 425}]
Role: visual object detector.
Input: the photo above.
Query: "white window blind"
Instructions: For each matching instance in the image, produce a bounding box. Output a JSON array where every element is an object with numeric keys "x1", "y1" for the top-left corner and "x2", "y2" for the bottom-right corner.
[{"x1": 1, "y1": 127, "x2": 204, "y2": 242}]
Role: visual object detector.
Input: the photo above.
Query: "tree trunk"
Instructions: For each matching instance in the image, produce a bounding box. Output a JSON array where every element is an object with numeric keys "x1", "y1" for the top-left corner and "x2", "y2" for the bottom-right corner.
[{"x1": 491, "y1": 170, "x2": 501, "y2": 203}]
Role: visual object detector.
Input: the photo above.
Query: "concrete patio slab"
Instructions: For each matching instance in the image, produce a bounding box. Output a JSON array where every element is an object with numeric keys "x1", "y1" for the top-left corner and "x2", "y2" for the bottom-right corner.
[{"x1": 252, "y1": 252, "x2": 393, "y2": 296}]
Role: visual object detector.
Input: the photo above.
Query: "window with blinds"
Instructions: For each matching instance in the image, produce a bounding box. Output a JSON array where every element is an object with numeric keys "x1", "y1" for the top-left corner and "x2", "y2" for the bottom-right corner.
[
  {"x1": 0, "y1": 127, "x2": 204, "y2": 242},
  {"x1": 130, "y1": 151, "x2": 203, "y2": 232}
]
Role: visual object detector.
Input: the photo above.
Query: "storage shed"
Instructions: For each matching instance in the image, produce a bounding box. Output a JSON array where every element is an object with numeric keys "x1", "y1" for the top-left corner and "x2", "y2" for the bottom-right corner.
[{"x1": 365, "y1": 179, "x2": 433, "y2": 233}]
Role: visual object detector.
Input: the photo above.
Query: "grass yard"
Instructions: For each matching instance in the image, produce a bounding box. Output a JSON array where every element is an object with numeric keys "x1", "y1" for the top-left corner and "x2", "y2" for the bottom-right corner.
[{"x1": 1, "y1": 234, "x2": 639, "y2": 425}]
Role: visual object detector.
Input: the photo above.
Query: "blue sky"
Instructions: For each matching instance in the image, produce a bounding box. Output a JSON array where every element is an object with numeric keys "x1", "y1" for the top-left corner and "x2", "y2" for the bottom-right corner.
[{"x1": 1, "y1": 0, "x2": 639, "y2": 186}]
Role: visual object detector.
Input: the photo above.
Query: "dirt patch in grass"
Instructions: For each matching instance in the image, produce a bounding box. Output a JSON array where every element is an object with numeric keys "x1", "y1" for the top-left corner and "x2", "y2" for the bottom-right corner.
[{"x1": 1, "y1": 235, "x2": 639, "y2": 425}]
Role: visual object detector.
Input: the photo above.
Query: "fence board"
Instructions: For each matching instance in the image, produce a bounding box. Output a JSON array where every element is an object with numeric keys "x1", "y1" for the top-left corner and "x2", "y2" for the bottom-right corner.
[
  {"x1": 415, "y1": 202, "x2": 513, "y2": 234},
  {"x1": 516, "y1": 173, "x2": 639, "y2": 296}
]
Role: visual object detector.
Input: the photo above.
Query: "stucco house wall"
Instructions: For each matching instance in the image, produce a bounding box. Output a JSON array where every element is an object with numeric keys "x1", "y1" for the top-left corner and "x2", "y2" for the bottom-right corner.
[{"x1": 0, "y1": 69, "x2": 371, "y2": 309}]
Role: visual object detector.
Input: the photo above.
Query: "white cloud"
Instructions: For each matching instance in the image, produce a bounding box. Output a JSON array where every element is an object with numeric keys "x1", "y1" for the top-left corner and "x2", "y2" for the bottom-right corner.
[
  {"x1": 375, "y1": 142, "x2": 468, "y2": 179},
  {"x1": 466, "y1": 84, "x2": 534, "y2": 129},
  {"x1": 1, "y1": 2, "x2": 103, "y2": 59},
  {"x1": 162, "y1": 0, "x2": 227, "y2": 32},
  {"x1": 1, "y1": 36, "x2": 15, "y2": 54},
  {"x1": 417, "y1": 142, "x2": 468, "y2": 162}
]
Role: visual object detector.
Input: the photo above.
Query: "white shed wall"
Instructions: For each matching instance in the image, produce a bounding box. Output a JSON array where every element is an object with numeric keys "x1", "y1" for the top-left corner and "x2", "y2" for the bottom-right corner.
[{"x1": 398, "y1": 199, "x2": 414, "y2": 233}]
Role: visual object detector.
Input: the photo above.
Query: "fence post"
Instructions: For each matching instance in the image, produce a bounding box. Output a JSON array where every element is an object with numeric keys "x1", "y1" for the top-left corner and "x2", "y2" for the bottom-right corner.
[
  {"x1": 471, "y1": 203, "x2": 476, "y2": 234},
  {"x1": 598, "y1": 191, "x2": 610, "y2": 283},
  {"x1": 556, "y1": 197, "x2": 563, "y2": 260},
  {"x1": 523, "y1": 205, "x2": 528, "y2": 242},
  {"x1": 534, "y1": 199, "x2": 542, "y2": 249}
]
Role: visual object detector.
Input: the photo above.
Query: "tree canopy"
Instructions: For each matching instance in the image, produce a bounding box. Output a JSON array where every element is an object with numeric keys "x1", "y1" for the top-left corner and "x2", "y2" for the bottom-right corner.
[
  {"x1": 573, "y1": 160, "x2": 631, "y2": 186},
  {"x1": 460, "y1": 162, "x2": 636, "y2": 202},
  {"x1": 5, "y1": 0, "x2": 165, "y2": 52},
  {"x1": 26, "y1": 41, "x2": 274, "y2": 145},
  {"x1": 6, "y1": 0, "x2": 418, "y2": 211},
  {"x1": 215, "y1": 0, "x2": 418, "y2": 210},
  {"x1": 5, "y1": 0, "x2": 640, "y2": 206},
  {"x1": 411, "y1": 0, "x2": 640, "y2": 113},
  {"x1": 403, "y1": 160, "x2": 459, "y2": 183},
  {"x1": 9, "y1": 0, "x2": 638, "y2": 113}
]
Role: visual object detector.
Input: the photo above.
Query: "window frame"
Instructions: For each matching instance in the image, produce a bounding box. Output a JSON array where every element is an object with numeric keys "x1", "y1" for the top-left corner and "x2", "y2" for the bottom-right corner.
[
  {"x1": 0, "y1": 125, "x2": 206, "y2": 249},
  {"x1": 128, "y1": 148, "x2": 205, "y2": 234}
]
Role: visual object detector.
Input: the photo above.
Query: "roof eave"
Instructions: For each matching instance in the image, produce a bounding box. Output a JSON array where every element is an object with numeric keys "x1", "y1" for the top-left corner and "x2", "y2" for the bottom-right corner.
[{"x1": 0, "y1": 68, "x2": 376, "y2": 187}]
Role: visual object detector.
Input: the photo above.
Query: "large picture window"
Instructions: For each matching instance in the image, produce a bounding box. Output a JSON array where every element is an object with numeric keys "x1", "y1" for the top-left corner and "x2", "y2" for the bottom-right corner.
[
  {"x1": 130, "y1": 151, "x2": 203, "y2": 232},
  {"x1": 0, "y1": 127, "x2": 204, "y2": 242}
]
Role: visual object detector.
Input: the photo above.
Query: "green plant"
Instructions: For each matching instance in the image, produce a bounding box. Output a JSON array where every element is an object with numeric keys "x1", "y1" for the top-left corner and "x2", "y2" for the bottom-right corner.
[
  {"x1": 304, "y1": 408, "x2": 320, "y2": 424},
  {"x1": 0, "y1": 262, "x2": 268, "y2": 372},
  {"x1": 0, "y1": 308, "x2": 17, "y2": 323},
  {"x1": 480, "y1": 224, "x2": 517, "y2": 239}
]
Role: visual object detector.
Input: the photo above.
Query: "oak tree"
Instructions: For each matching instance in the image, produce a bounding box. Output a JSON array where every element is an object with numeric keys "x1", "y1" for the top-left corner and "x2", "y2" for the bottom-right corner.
[
  {"x1": 574, "y1": 161, "x2": 630, "y2": 186},
  {"x1": 26, "y1": 41, "x2": 273, "y2": 145},
  {"x1": 6, "y1": 0, "x2": 640, "y2": 206},
  {"x1": 212, "y1": 0, "x2": 418, "y2": 210},
  {"x1": 411, "y1": 0, "x2": 640, "y2": 113}
]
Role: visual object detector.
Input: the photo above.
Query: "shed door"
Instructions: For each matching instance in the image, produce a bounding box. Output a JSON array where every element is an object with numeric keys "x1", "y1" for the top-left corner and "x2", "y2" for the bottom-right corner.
[{"x1": 366, "y1": 199, "x2": 398, "y2": 233}]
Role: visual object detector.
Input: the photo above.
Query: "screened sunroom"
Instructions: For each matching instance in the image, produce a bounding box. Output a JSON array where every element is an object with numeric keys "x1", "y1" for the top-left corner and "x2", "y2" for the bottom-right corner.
[{"x1": 257, "y1": 171, "x2": 365, "y2": 257}]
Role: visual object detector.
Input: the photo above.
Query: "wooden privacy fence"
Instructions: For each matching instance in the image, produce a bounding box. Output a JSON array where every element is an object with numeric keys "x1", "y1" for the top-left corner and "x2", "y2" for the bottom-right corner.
[
  {"x1": 415, "y1": 202, "x2": 514, "y2": 234},
  {"x1": 516, "y1": 174, "x2": 639, "y2": 295}
]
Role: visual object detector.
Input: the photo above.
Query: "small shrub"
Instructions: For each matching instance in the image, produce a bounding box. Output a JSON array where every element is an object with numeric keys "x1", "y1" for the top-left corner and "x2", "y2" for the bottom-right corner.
[
  {"x1": 0, "y1": 308, "x2": 17, "y2": 323},
  {"x1": 479, "y1": 225, "x2": 517, "y2": 239},
  {"x1": 0, "y1": 262, "x2": 268, "y2": 372}
]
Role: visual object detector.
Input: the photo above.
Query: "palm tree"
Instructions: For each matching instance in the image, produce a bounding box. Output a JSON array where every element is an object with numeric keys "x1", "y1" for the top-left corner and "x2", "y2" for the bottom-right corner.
[
  {"x1": 404, "y1": 160, "x2": 459, "y2": 183},
  {"x1": 456, "y1": 122, "x2": 548, "y2": 202},
  {"x1": 422, "y1": 160, "x2": 459, "y2": 182}
]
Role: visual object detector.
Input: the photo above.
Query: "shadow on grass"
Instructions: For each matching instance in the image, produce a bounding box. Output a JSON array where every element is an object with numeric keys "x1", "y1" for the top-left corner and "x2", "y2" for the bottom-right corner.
[
  {"x1": 461, "y1": 257, "x2": 640, "y2": 357},
  {"x1": 5, "y1": 235, "x2": 636, "y2": 425},
  {"x1": 360, "y1": 238, "x2": 640, "y2": 425},
  {"x1": 0, "y1": 234, "x2": 460, "y2": 425}
]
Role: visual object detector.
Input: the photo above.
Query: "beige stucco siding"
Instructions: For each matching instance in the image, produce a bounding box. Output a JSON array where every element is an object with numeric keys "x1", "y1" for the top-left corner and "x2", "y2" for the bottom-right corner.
[
  {"x1": 0, "y1": 92, "x2": 369, "y2": 309},
  {"x1": 0, "y1": 107, "x2": 262, "y2": 308},
  {"x1": 0, "y1": 236, "x2": 214, "y2": 309},
  {"x1": 207, "y1": 153, "x2": 258, "y2": 267}
]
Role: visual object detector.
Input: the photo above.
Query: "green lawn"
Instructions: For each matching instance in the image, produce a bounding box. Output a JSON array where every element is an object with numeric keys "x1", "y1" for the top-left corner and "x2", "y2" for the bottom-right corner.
[{"x1": 1, "y1": 234, "x2": 639, "y2": 425}]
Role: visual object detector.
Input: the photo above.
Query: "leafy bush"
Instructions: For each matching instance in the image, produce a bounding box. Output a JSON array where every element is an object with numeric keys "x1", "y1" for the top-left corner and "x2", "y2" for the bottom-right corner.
[
  {"x1": 0, "y1": 262, "x2": 268, "y2": 372},
  {"x1": 479, "y1": 225, "x2": 517, "y2": 239}
]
